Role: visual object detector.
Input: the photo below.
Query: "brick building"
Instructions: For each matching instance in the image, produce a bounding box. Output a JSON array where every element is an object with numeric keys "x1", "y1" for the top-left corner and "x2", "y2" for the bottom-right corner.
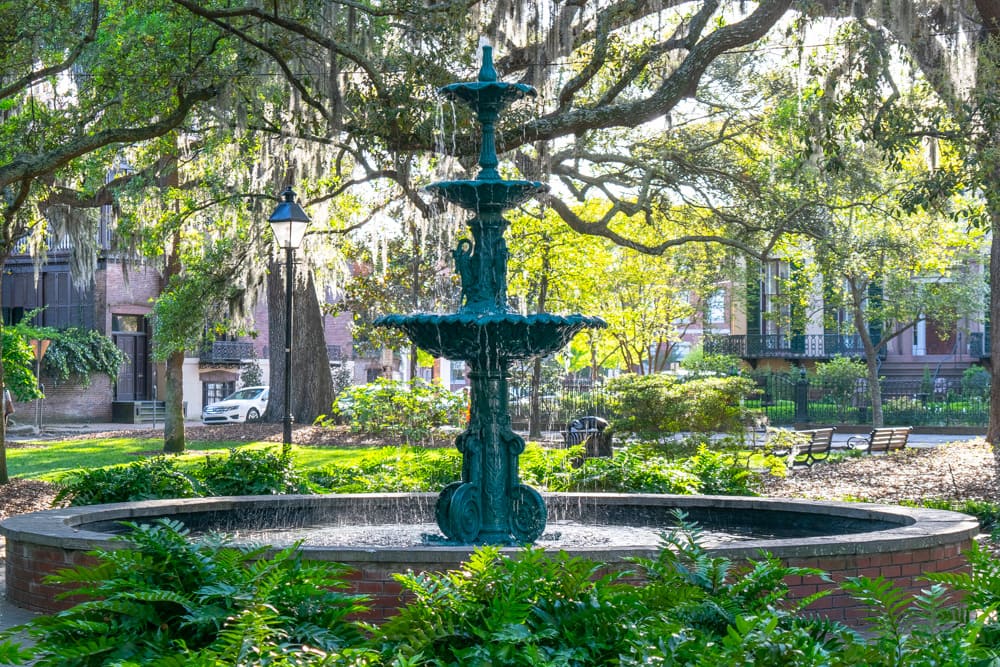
[{"x1": 4, "y1": 239, "x2": 374, "y2": 424}]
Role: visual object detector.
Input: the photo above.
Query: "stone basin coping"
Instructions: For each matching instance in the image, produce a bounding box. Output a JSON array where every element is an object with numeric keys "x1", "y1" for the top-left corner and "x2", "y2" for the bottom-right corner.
[{"x1": 0, "y1": 493, "x2": 980, "y2": 564}]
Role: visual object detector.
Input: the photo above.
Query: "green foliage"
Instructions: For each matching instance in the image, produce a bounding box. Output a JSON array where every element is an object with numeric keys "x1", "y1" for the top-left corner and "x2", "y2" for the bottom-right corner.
[
  {"x1": 197, "y1": 445, "x2": 309, "y2": 496},
  {"x1": 240, "y1": 359, "x2": 264, "y2": 388},
  {"x1": 307, "y1": 448, "x2": 461, "y2": 494},
  {"x1": 815, "y1": 356, "x2": 867, "y2": 421},
  {"x1": 841, "y1": 574, "x2": 997, "y2": 665},
  {"x1": 684, "y1": 445, "x2": 762, "y2": 495},
  {"x1": 55, "y1": 447, "x2": 307, "y2": 505},
  {"x1": 680, "y1": 347, "x2": 741, "y2": 375},
  {"x1": 607, "y1": 373, "x2": 757, "y2": 437},
  {"x1": 36, "y1": 327, "x2": 125, "y2": 387},
  {"x1": 54, "y1": 456, "x2": 199, "y2": 506},
  {"x1": 375, "y1": 546, "x2": 640, "y2": 665},
  {"x1": 962, "y1": 366, "x2": 991, "y2": 399},
  {"x1": 1, "y1": 519, "x2": 368, "y2": 665},
  {"x1": 329, "y1": 379, "x2": 465, "y2": 445},
  {"x1": 1, "y1": 324, "x2": 43, "y2": 401}
]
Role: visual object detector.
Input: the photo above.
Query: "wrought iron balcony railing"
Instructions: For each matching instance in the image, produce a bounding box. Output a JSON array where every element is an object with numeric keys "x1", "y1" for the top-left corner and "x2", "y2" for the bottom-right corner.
[
  {"x1": 199, "y1": 341, "x2": 255, "y2": 363},
  {"x1": 704, "y1": 334, "x2": 867, "y2": 360}
]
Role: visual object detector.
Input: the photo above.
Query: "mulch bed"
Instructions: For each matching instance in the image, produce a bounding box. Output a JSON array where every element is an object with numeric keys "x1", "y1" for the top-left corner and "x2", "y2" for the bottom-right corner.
[{"x1": 762, "y1": 440, "x2": 998, "y2": 504}]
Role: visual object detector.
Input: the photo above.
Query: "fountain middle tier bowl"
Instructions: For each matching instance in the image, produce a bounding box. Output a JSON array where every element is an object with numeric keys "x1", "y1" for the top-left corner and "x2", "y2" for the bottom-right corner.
[
  {"x1": 439, "y1": 80, "x2": 537, "y2": 113},
  {"x1": 374, "y1": 312, "x2": 606, "y2": 362},
  {"x1": 425, "y1": 179, "x2": 549, "y2": 212}
]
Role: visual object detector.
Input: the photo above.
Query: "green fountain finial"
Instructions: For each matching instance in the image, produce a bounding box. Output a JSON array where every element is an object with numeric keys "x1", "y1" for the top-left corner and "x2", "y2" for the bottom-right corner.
[{"x1": 478, "y1": 44, "x2": 498, "y2": 82}]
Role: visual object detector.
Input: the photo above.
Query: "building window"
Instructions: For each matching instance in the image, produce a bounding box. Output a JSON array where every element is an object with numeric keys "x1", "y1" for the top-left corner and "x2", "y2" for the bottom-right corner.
[
  {"x1": 450, "y1": 360, "x2": 467, "y2": 385},
  {"x1": 2, "y1": 307, "x2": 25, "y2": 326},
  {"x1": 203, "y1": 382, "x2": 235, "y2": 406},
  {"x1": 707, "y1": 290, "x2": 726, "y2": 323},
  {"x1": 366, "y1": 366, "x2": 382, "y2": 383},
  {"x1": 112, "y1": 314, "x2": 144, "y2": 333}
]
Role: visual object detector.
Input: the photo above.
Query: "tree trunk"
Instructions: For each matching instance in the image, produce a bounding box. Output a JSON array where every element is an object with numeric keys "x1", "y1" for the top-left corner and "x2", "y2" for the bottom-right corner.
[
  {"x1": 0, "y1": 286, "x2": 7, "y2": 484},
  {"x1": 161, "y1": 159, "x2": 185, "y2": 453},
  {"x1": 265, "y1": 257, "x2": 334, "y2": 426},
  {"x1": 528, "y1": 357, "x2": 543, "y2": 438},
  {"x1": 528, "y1": 256, "x2": 550, "y2": 439},
  {"x1": 162, "y1": 349, "x2": 186, "y2": 453},
  {"x1": 987, "y1": 166, "x2": 1000, "y2": 448},
  {"x1": 853, "y1": 307, "x2": 884, "y2": 427}
]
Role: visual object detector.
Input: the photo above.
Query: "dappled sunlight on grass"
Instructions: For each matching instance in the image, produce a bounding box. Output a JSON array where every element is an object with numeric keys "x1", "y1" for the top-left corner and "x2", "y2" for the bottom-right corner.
[
  {"x1": 5, "y1": 436, "x2": 444, "y2": 483},
  {"x1": 7, "y1": 437, "x2": 235, "y2": 481}
]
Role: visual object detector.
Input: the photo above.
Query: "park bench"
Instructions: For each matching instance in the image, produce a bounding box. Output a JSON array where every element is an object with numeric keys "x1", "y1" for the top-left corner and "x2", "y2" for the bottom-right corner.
[
  {"x1": 764, "y1": 427, "x2": 836, "y2": 468},
  {"x1": 795, "y1": 427, "x2": 837, "y2": 466},
  {"x1": 563, "y1": 416, "x2": 612, "y2": 458},
  {"x1": 846, "y1": 427, "x2": 912, "y2": 454}
]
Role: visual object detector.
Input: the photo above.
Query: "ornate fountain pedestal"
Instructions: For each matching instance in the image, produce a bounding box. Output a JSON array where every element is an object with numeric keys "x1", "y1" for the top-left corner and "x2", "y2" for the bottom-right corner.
[{"x1": 376, "y1": 46, "x2": 605, "y2": 544}]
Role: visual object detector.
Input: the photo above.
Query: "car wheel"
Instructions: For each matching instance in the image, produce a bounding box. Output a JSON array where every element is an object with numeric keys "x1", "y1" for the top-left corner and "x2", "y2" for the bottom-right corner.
[{"x1": 246, "y1": 408, "x2": 260, "y2": 423}]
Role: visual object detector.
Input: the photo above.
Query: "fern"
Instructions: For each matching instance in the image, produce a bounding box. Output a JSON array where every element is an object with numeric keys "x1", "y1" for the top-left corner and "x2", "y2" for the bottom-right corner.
[{"x1": 18, "y1": 519, "x2": 370, "y2": 665}]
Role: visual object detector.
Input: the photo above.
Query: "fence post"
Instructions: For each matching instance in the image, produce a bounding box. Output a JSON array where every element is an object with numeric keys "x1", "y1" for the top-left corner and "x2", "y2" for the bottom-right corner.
[{"x1": 794, "y1": 368, "x2": 809, "y2": 422}]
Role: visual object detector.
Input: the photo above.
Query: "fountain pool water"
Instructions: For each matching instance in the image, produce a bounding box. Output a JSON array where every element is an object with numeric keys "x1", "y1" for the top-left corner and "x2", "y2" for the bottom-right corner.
[{"x1": 1, "y1": 493, "x2": 978, "y2": 624}]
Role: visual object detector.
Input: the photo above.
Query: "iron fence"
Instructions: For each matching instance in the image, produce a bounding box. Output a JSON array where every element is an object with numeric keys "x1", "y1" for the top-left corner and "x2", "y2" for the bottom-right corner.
[
  {"x1": 746, "y1": 371, "x2": 989, "y2": 427},
  {"x1": 507, "y1": 372, "x2": 991, "y2": 432}
]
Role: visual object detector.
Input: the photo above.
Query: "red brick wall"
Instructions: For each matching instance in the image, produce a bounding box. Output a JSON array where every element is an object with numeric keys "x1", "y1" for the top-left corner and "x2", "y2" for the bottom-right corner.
[
  {"x1": 23, "y1": 375, "x2": 114, "y2": 424},
  {"x1": 5, "y1": 538, "x2": 974, "y2": 625}
]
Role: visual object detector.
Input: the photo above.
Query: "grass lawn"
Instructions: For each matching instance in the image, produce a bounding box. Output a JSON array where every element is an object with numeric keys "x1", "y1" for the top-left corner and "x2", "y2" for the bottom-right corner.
[{"x1": 5, "y1": 436, "x2": 454, "y2": 482}]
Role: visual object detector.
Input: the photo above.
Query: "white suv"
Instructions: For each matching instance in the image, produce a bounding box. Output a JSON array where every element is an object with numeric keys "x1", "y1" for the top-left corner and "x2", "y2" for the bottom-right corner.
[{"x1": 201, "y1": 386, "x2": 269, "y2": 424}]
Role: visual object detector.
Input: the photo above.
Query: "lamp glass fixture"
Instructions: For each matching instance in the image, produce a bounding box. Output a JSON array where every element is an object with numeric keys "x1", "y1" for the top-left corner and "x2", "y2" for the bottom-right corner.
[{"x1": 268, "y1": 186, "x2": 311, "y2": 249}]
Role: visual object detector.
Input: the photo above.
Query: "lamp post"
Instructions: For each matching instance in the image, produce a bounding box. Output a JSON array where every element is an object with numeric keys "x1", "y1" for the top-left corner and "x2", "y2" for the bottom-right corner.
[
  {"x1": 29, "y1": 338, "x2": 50, "y2": 432},
  {"x1": 268, "y1": 186, "x2": 310, "y2": 446}
]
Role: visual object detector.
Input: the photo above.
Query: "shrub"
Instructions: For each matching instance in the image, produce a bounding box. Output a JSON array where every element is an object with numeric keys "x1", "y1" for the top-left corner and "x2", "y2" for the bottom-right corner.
[
  {"x1": 55, "y1": 456, "x2": 199, "y2": 506},
  {"x1": 376, "y1": 546, "x2": 642, "y2": 665},
  {"x1": 0, "y1": 519, "x2": 370, "y2": 665},
  {"x1": 683, "y1": 445, "x2": 762, "y2": 495},
  {"x1": 680, "y1": 347, "x2": 741, "y2": 375},
  {"x1": 307, "y1": 448, "x2": 461, "y2": 493},
  {"x1": 962, "y1": 366, "x2": 991, "y2": 399},
  {"x1": 607, "y1": 373, "x2": 757, "y2": 438},
  {"x1": 815, "y1": 356, "x2": 867, "y2": 421},
  {"x1": 565, "y1": 447, "x2": 701, "y2": 494},
  {"x1": 197, "y1": 445, "x2": 308, "y2": 496},
  {"x1": 39, "y1": 326, "x2": 126, "y2": 387},
  {"x1": 330, "y1": 378, "x2": 465, "y2": 445}
]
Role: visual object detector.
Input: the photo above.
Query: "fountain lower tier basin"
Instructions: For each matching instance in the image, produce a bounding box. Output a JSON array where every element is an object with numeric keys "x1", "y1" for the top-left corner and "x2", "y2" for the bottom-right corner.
[
  {"x1": 1, "y1": 494, "x2": 977, "y2": 625},
  {"x1": 374, "y1": 312, "x2": 606, "y2": 362}
]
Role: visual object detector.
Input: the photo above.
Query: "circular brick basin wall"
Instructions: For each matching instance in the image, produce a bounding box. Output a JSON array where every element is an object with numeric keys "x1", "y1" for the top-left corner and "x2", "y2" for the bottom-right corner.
[{"x1": 1, "y1": 493, "x2": 978, "y2": 624}]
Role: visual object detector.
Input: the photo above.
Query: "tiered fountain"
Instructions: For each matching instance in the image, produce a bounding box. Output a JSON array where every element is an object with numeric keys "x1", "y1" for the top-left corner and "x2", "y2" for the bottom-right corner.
[
  {"x1": 0, "y1": 47, "x2": 979, "y2": 624},
  {"x1": 375, "y1": 45, "x2": 606, "y2": 544}
]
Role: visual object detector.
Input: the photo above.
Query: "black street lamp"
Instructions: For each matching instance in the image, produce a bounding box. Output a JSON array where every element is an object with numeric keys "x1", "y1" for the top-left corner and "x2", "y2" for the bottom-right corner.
[{"x1": 268, "y1": 186, "x2": 310, "y2": 446}]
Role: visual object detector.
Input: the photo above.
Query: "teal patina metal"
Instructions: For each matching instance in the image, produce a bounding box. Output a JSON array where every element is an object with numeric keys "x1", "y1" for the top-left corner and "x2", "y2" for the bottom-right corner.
[{"x1": 376, "y1": 46, "x2": 606, "y2": 544}]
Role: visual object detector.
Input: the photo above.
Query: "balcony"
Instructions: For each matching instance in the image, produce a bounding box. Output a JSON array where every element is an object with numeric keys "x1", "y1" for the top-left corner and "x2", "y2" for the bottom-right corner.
[
  {"x1": 199, "y1": 341, "x2": 255, "y2": 364},
  {"x1": 969, "y1": 332, "x2": 991, "y2": 358},
  {"x1": 704, "y1": 334, "x2": 867, "y2": 360}
]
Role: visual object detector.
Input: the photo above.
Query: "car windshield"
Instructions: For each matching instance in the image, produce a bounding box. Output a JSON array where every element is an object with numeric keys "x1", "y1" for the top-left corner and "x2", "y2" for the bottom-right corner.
[{"x1": 225, "y1": 388, "x2": 264, "y2": 401}]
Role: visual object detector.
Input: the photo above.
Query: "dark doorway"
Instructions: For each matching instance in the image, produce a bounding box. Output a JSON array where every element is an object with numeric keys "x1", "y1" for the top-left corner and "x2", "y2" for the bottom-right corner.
[{"x1": 112, "y1": 314, "x2": 150, "y2": 401}]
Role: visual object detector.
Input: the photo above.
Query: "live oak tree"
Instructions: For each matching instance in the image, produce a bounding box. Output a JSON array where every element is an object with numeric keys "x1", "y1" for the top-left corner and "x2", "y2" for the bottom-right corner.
[{"x1": 7, "y1": 0, "x2": 1000, "y2": 456}]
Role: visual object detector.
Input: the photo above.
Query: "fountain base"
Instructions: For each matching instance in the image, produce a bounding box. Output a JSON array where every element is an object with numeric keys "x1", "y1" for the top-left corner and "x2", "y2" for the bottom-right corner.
[{"x1": 1, "y1": 493, "x2": 977, "y2": 625}]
